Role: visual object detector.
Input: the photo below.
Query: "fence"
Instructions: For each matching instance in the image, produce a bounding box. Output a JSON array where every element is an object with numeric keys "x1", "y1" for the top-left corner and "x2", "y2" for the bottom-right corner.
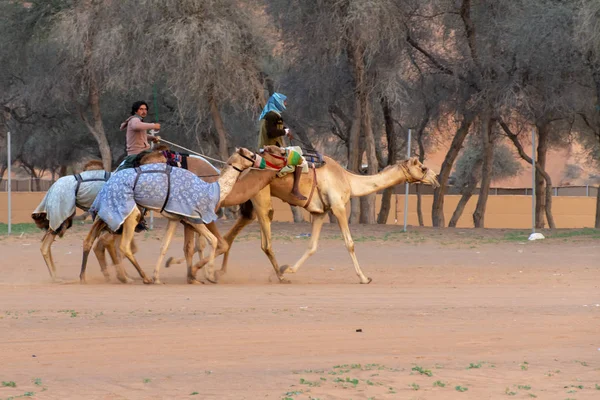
[{"x1": 1, "y1": 178, "x2": 598, "y2": 198}]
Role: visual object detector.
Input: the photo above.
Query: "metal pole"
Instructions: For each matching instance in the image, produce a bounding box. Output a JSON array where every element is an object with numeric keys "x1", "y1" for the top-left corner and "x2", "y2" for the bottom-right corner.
[
  {"x1": 403, "y1": 129, "x2": 412, "y2": 232},
  {"x1": 7, "y1": 131, "x2": 11, "y2": 235},
  {"x1": 531, "y1": 128, "x2": 536, "y2": 234}
]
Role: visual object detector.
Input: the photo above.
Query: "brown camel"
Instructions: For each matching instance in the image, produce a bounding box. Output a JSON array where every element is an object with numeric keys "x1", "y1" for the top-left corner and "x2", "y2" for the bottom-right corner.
[
  {"x1": 151, "y1": 145, "x2": 295, "y2": 283},
  {"x1": 79, "y1": 147, "x2": 277, "y2": 284},
  {"x1": 207, "y1": 156, "x2": 439, "y2": 284}
]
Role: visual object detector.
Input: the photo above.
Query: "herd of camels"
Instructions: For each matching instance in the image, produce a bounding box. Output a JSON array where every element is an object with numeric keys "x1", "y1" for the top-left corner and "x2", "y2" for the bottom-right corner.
[{"x1": 33, "y1": 144, "x2": 439, "y2": 285}]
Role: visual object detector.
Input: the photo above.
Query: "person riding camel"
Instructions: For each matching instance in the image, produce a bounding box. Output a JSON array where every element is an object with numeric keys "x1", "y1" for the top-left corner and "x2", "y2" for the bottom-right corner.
[
  {"x1": 118, "y1": 101, "x2": 162, "y2": 170},
  {"x1": 257, "y1": 93, "x2": 306, "y2": 201}
]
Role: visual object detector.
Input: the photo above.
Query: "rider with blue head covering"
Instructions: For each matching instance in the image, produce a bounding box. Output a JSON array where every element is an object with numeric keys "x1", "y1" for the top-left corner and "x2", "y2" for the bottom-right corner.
[{"x1": 257, "y1": 92, "x2": 307, "y2": 201}]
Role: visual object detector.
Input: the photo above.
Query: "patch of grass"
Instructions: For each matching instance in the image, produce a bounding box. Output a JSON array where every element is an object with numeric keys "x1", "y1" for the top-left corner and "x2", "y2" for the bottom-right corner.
[
  {"x1": 467, "y1": 362, "x2": 482, "y2": 369},
  {"x1": 505, "y1": 387, "x2": 517, "y2": 396},
  {"x1": 190, "y1": 392, "x2": 199, "y2": 395},
  {"x1": 518, "y1": 385, "x2": 531, "y2": 390},
  {"x1": 58, "y1": 309, "x2": 78, "y2": 318},
  {"x1": 33, "y1": 378, "x2": 42, "y2": 386},
  {"x1": 455, "y1": 385, "x2": 469, "y2": 392},
  {"x1": 2, "y1": 381, "x2": 17, "y2": 387},
  {"x1": 575, "y1": 360, "x2": 588, "y2": 366},
  {"x1": 143, "y1": 378, "x2": 151, "y2": 384},
  {"x1": 299, "y1": 378, "x2": 320, "y2": 387},
  {"x1": 503, "y1": 231, "x2": 529, "y2": 241},
  {"x1": 596, "y1": 383, "x2": 600, "y2": 390},
  {"x1": 520, "y1": 361, "x2": 529, "y2": 371},
  {"x1": 410, "y1": 383, "x2": 420, "y2": 390},
  {"x1": 433, "y1": 380, "x2": 446, "y2": 387},
  {"x1": 528, "y1": 394, "x2": 537, "y2": 398},
  {"x1": 412, "y1": 365, "x2": 433, "y2": 376},
  {"x1": 0, "y1": 223, "x2": 39, "y2": 235},
  {"x1": 548, "y1": 228, "x2": 600, "y2": 239}
]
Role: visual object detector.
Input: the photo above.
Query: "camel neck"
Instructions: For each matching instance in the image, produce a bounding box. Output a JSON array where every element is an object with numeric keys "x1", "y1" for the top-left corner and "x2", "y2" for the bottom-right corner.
[
  {"x1": 218, "y1": 166, "x2": 242, "y2": 202},
  {"x1": 349, "y1": 163, "x2": 410, "y2": 197},
  {"x1": 220, "y1": 169, "x2": 278, "y2": 207}
]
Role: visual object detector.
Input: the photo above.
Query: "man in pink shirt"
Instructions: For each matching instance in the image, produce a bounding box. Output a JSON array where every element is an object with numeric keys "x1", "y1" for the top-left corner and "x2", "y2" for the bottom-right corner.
[{"x1": 120, "y1": 101, "x2": 162, "y2": 156}]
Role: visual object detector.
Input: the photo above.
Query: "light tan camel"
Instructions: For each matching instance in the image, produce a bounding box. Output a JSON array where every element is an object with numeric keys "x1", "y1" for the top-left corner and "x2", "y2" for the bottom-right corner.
[
  {"x1": 89, "y1": 148, "x2": 224, "y2": 283},
  {"x1": 79, "y1": 147, "x2": 279, "y2": 284},
  {"x1": 32, "y1": 160, "x2": 118, "y2": 281},
  {"x1": 208, "y1": 156, "x2": 439, "y2": 284}
]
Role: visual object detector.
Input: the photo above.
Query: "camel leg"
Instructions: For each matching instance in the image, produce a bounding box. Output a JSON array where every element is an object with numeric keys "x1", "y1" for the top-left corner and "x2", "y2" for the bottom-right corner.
[
  {"x1": 152, "y1": 219, "x2": 178, "y2": 284},
  {"x1": 280, "y1": 212, "x2": 327, "y2": 276},
  {"x1": 182, "y1": 224, "x2": 202, "y2": 284},
  {"x1": 189, "y1": 224, "x2": 218, "y2": 283},
  {"x1": 189, "y1": 221, "x2": 230, "y2": 280},
  {"x1": 119, "y1": 208, "x2": 152, "y2": 284},
  {"x1": 331, "y1": 205, "x2": 371, "y2": 284},
  {"x1": 93, "y1": 232, "x2": 111, "y2": 282},
  {"x1": 40, "y1": 232, "x2": 58, "y2": 281},
  {"x1": 254, "y1": 200, "x2": 289, "y2": 283},
  {"x1": 80, "y1": 219, "x2": 107, "y2": 283},
  {"x1": 103, "y1": 233, "x2": 133, "y2": 284}
]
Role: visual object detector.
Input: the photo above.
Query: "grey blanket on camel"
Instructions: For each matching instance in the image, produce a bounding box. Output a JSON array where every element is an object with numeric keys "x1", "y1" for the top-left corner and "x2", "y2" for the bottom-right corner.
[
  {"x1": 32, "y1": 170, "x2": 109, "y2": 232},
  {"x1": 90, "y1": 163, "x2": 220, "y2": 232}
]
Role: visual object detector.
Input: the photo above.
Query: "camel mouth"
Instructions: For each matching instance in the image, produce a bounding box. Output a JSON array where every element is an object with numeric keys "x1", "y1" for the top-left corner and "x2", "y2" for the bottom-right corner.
[{"x1": 424, "y1": 171, "x2": 440, "y2": 188}]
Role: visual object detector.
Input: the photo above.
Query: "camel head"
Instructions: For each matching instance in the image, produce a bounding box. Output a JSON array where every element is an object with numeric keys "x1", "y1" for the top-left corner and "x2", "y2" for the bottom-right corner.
[
  {"x1": 83, "y1": 160, "x2": 104, "y2": 171},
  {"x1": 139, "y1": 150, "x2": 168, "y2": 165},
  {"x1": 257, "y1": 145, "x2": 290, "y2": 170},
  {"x1": 401, "y1": 157, "x2": 439, "y2": 187},
  {"x1": 228, "y1": 147, "x2": 259, "y2": 171}
]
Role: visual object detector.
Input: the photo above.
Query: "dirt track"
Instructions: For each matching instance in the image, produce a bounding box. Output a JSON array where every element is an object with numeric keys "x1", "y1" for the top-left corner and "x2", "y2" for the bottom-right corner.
[{"x1": 1, "y1": 221, "x2": 599, "y2": 399}]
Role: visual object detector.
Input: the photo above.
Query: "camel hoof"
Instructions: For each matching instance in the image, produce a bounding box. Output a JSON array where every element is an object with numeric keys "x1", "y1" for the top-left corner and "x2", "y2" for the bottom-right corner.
[
  {"x1": 103, "y1": 275, "x2": 111, "y2": 283},
  {"x1": 117, "y1": 275, "x2": 134, "y2": 284},
  {"x1": 187, "y1": 278, "x2": 204, "y2": 285},
  {"x1": 153, "y1": 278, "x2": 162, "y2": 285},
  {"x1": 277, "y1": 276, "x2": 292, "y2": 284},
  {"x1": 79, "y1": 278, "x2": 86, "y2": 284},
  {"x1": 205, "y1": 274, "x2": 218, "y2": 284},
  {"x1": 360, "y1": 277, "x2": 373, "y2": 284},
  {"x1": 165, "y1": 257, "x2": 174, "y2": 269},
  {"x1": 142, "y1": 278, "x2": 153, "y2": 285}
]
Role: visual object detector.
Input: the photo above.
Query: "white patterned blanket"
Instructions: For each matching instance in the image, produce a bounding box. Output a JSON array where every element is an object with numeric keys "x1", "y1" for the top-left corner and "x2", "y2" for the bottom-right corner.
[
  {"x1": 32, "y1": 170, "x2": 110, "y2": 232},
  {"x1": 90, "y1": 163, "x2": 220, "y2": 232}
]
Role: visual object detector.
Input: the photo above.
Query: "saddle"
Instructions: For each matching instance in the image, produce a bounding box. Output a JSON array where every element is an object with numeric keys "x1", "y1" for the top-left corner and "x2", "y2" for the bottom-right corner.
[{"x1": 301, "y1": 149, "x2": 326, "y2": 169}]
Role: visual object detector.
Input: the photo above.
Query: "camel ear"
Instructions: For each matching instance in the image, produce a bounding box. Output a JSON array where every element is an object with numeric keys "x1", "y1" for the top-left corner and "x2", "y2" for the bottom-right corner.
[{"x1": 409, "y1": 157, "x2": 419, "y2": 166}]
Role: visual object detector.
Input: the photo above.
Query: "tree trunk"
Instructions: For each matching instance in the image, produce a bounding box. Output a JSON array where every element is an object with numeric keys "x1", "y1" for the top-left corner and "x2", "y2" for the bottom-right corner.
[
  {"x1": 80, "y1": 15, "x2": 111, "y2": 171},
  {"x1": 208, "y1": 94, "x2": 229, "y2": 161},
  {"x1": 449, "y1": 157, "x2": 482, "y2": 227},
  {"x1": 449, "y1": 193, "x2": 475, "y2": 227},
  {"x1": 377, "y1": 96, "x2": 397, "y2": 224},
  {"x1": 500, "y1": 120, "x2": 556, "y2": 229},
  {"x1": 535, "y1": 123, "x2": 556, "y2": 229},
  {"x1": 432, "y1": 114, "x2": 475, "y2": 227},
  {"x1": 348, "y1": 97, "x2": 362, "y2": 224},
  {"x1": 416, "y1": 185, "x2": 424, "y2": 226},
  {"x1": 473, "y1": 116, "x2": 495, "y2": 228}
]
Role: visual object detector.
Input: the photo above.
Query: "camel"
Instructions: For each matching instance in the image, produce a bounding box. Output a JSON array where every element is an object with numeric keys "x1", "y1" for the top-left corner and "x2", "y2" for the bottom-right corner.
[
  {"x1": 32, "y1": 160, "x2": 113, "y2": 281},
  {"x1": 151, "y1": 145, "x2": 297, "y2": 283},
  {"x1": 79, "y1": 146, "x2": 292, "y2": 284},
  {"x1": 203, "y1": 156, "x2": 439, "y2": 284}
]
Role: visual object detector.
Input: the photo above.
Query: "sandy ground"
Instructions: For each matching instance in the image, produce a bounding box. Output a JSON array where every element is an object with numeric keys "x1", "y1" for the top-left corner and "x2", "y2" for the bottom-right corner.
[{"x1": 0, "y1": 220, "x2": 599, "y2": 400}]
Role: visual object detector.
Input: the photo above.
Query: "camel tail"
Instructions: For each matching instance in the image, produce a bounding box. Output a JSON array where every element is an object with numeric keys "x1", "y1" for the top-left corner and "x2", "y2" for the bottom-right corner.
[{"x1": 32, "y1": 213, "x2": 49, "y2": 231}]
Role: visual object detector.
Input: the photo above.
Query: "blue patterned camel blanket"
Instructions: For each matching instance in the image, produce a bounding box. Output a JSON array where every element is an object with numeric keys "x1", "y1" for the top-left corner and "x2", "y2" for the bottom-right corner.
[
  {"x1": 90, "y1": 163, "x2": 220, "y2": 232},
  {"x1": 32, "y1": 170, "x2": 111, "y2": 232}
]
